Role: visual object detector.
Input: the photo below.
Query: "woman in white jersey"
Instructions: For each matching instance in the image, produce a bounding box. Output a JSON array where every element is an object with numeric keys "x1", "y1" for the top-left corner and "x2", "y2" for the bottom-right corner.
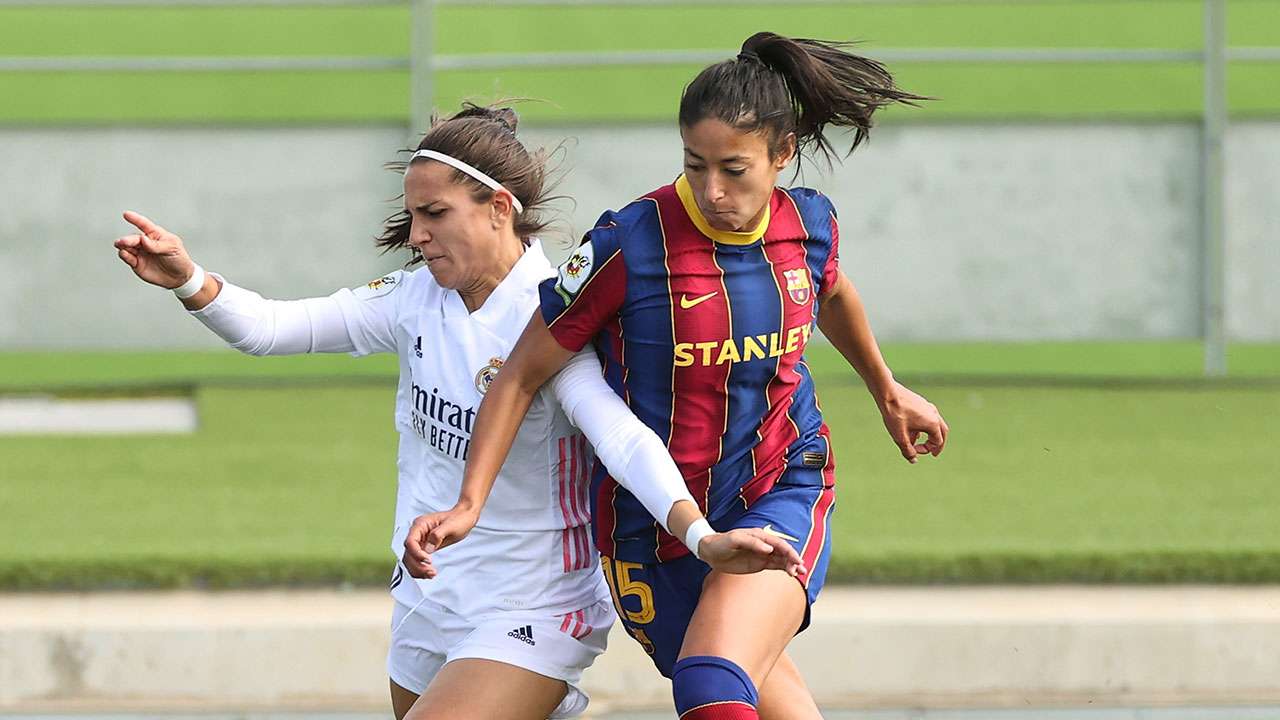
[{"x1": 113, "y1": 104, "x2": 802, "y2": 720}]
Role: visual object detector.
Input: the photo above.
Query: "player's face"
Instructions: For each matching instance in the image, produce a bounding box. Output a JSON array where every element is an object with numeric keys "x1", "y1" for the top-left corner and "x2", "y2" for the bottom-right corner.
[
  {"x1": 680, "y1": 118, "x2": 795, "y2": 233},
  {"x1": 403, "y1": 160, "x2": 508, "y2": 291}
]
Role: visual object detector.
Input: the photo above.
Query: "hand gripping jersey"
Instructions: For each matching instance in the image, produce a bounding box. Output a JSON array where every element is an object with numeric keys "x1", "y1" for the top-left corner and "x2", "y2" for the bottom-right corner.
[
  {"x1": 193, "y1": 242, "x2": 607, "y2": 618},
  {"x1": 539, "y1": 175, "x2": 841, "y2": 564}
]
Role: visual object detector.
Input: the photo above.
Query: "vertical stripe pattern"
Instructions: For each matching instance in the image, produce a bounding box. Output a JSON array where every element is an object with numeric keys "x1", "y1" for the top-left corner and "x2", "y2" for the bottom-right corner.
[
  {"x1": 558, "y1": 434, "x2": 595, "y2": 572},
  {"x1": 558, "y1": 607, "x2": 594, "y2": 640},
  {"x1": 657, "y1": 191, "x2": 732, "y2": 506},
  {"x1": 538, "y1": 183, "x2": 840, "y2": 564},
  {"x1": 798, "y1": 439, "x2": 837, "y2": 580}
]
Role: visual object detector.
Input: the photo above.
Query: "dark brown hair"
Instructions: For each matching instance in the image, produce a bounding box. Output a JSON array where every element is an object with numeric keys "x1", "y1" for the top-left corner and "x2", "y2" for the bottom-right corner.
[
  {"x1": 678, "y1": 32, "x2": 928, "y2": 167},
  {"x1": 377, "y1": 103, "x2": 556, "y2": 264}
]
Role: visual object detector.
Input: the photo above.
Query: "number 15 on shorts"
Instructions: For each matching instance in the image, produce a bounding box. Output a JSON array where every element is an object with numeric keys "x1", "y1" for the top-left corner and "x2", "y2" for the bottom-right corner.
[{"x1": 601, "y1": 557, "x2": 657, "y2": 654}]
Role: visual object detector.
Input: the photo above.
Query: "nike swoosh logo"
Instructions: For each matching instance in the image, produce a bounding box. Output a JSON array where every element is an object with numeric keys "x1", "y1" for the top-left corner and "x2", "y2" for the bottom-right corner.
[
  {"x1": 762, "y1": 524, "x2": 800, "y2": 543},
  {"x1": 680, "y1": 291, "x2": 719, "y2": 309}
]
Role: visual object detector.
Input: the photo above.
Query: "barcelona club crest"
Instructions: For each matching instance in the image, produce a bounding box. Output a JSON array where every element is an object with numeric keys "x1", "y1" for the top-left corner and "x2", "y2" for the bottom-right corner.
[
  {"x1": 783, "y1": 268, "x2": 811, "y2": 305},
  {"x1": 554, "y1": 243, "x2": 595, "y2": 304},
  {"x1": 474, "y1": 356, "x2": 505, "y2": 395}
]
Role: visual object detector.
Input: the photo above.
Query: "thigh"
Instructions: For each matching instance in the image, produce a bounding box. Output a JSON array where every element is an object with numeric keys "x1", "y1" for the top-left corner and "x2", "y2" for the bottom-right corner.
[
  {"x1": 730, "y1": 474, "x2": 836, "y2": 629},
  {"x1": 404, "y1": 658, "x2": 567, "y2": 720},
  {"x1": 390, "y1": 679, "x2": 419, "y2": 720},
  {"x1": 678, "y1": 567, "x2": 808, "y2": 687},
  {"x1": 757, "y1": 651, "x2": 822, "y2": 720},
  {"x1": 677, "y1": 476, "x2": 834, "y2": 686}
]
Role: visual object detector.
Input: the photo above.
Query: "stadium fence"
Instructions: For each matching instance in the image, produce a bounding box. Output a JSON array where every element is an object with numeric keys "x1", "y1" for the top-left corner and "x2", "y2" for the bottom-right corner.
[{"x1": 0, "y1": 0, "x2": 1275, "y2": 372}]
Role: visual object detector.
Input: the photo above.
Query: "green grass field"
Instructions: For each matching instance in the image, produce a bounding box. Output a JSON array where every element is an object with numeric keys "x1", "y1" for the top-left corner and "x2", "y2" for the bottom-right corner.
[
  {"x1": 2, "y1": 342, "x2": 1277, "y2": 590},
  {"x1": 0, "y1": 0, "x2": 1277, "y2": 124}
]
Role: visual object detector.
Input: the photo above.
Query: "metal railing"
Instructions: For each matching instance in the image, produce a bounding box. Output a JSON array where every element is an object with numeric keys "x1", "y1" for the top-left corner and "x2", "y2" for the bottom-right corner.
[{"x1": 1, "y1": 0, "x2": 1272, "y2": 374}]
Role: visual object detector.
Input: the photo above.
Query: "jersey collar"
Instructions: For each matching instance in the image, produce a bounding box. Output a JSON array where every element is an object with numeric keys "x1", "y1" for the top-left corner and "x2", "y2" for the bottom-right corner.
[
  {"x1": 443, "y1": 239, "x2": 550, "y2": 322},
  {"x1": 675, "y1": 174, "x2": 769, "y2": 246}
]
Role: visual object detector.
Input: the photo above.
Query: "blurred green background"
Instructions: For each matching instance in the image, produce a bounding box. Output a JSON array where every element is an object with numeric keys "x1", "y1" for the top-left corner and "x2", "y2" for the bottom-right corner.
[
  {"x1": 2, "y1": 343, "x2": 1278, "y2": 589},
  {"x1": 1, "y1": 0, "x2": 1277, "y2": 590},
  {"x1": 1, "y1": 0, "x2": 1278, "y2": 124}
]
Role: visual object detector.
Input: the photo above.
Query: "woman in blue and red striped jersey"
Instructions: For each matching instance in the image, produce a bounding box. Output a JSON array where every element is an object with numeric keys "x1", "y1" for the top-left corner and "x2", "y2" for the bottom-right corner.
[{"x1": 405, "y1": 32, "x2": 950, "y2": 719}]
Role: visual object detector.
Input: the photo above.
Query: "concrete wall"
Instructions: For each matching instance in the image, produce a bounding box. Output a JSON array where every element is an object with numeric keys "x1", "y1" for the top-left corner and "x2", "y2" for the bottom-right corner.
[
  {"x1": 1, "y1": 121, "x2": 1275, "y2": 348},
  {"x1": 0, "y1": 126, "x2": 407, "y2": 350},
  {"x1": 5, "y1": 587, "x2": 1280, "y2": 712}
]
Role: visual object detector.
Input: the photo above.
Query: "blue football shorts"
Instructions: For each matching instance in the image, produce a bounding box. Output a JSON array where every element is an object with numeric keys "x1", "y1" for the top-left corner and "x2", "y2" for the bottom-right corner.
[{"x1": 598, "y1": 467, "x2": 835, "y2": 677}]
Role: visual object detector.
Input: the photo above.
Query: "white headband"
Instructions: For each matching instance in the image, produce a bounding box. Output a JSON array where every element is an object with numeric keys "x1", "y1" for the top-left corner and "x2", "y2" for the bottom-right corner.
[{"x1": 406, "y1": 149, "x2": 524, "y2": 214}]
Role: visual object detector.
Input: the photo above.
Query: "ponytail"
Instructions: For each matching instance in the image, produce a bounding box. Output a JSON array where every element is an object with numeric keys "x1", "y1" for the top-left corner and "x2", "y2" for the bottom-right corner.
[{"x1": 679, "y1": 31, "x2": 928, "y2": 164}]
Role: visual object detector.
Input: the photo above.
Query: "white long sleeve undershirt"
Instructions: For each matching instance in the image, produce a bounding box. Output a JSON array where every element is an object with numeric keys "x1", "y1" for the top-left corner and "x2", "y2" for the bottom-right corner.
[{"x1": 188, "y1": 275, "x2": 700, "y2": 538}]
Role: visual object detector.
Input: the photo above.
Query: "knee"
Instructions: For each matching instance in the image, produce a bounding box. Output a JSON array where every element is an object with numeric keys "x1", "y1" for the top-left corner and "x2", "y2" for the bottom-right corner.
[{"x1": 672, "y1": 655, "x2": 759, "y2": 719}]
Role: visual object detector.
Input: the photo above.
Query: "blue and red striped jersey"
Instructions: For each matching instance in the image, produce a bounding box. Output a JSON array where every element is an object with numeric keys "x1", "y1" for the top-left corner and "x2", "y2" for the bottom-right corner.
[{"x1": 540, "y1": 174, "x2": 841, "y2": 563}]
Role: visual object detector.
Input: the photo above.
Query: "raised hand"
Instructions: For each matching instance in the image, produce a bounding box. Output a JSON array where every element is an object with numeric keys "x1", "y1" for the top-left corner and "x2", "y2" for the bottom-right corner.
[
  {"x1": 698, "y1": 528, "x2": 808, "y2": 577},
  {"x1": 401, "y1": 505, "x2": 481, "y2": 579},
  {"x1": 114, "y1": 211, "x2": 197, "y2": 289},
  {"x1": 879, "y1": 380, "x2": 949, "y2": 463}
]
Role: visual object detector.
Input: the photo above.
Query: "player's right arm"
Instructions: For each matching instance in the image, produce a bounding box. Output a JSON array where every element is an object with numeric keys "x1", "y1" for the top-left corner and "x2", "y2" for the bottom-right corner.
[
  {"x1": 115, "y1": 211, "x2": 219, "y2": 309},
  {"x1": 404, "y1": 223, "x2": 628, "y2": 574},
  {"x1": 402, "y1": 221, "x2": 806, "y2": 578},
  {"x1": 114, "y1": 211, "x2": 397, "y2": 356},
  {"x1": 401, "y1": 311, "x2": 806, "y2": 579},
  {"x1": 551, "y1": 350, "x2": 806, "y2": 577}
]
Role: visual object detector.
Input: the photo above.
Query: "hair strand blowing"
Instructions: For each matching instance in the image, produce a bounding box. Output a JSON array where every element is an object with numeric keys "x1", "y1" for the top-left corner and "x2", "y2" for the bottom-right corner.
[{"x1": 680, "y1": 32, "x2": 931, "y2": 166}]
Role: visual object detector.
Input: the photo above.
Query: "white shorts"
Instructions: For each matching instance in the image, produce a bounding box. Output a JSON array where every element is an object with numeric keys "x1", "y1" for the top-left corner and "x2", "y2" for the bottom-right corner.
[{"x1": 387, "y1": 595, "x2": 614, "y2": 719}]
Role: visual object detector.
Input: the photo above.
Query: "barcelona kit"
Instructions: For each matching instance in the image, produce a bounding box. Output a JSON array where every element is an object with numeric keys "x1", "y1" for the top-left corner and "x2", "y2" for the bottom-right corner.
[{"x1": 539, "y1": 175, "x2": 841, "y2": 675}]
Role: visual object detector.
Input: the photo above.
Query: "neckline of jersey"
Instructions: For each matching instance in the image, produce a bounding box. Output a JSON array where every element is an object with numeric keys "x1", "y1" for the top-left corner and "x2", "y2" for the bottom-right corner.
[
  {"x1": 442, "y1": 238, "x2": 547, "y2": 322},
  {"x1": 674, "y1": 174, "x2": 770, "y2": 246}
]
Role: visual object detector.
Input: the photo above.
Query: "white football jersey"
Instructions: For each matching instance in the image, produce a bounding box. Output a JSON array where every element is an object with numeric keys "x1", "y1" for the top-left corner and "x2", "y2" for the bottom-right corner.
[
  {"x1": 331, "y1": 244, "x2": 608, "y2": 618},
  {"x1": 191, "y1": 242, "x2": 610, "y2": 618}
]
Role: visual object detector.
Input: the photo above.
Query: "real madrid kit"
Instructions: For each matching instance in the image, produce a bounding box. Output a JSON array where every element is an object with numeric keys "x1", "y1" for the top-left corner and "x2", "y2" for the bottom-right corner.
[{"x1": 190, "y1": 242, "x2": 615, "y2": 718}]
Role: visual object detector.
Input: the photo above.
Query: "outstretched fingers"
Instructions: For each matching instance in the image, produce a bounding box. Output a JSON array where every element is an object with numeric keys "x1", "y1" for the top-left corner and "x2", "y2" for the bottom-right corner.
[
  {"x1": 752, "y1": 530, "x2": 803, "y2": 568},
  {"x1": 121, "y1": 211, "x2": 174, "y2": 254},
  {"x1": 736, "y1": 529, "x2": 808, "y2": 577},
  {"x1": 122, "y1": 210, "x2": 165, "y2": 238}
]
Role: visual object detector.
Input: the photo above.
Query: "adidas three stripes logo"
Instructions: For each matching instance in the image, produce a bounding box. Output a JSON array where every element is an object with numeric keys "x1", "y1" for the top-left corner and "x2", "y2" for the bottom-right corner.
[{"x1": 507, "y1": 625, "x2": 536, "y2": 646}]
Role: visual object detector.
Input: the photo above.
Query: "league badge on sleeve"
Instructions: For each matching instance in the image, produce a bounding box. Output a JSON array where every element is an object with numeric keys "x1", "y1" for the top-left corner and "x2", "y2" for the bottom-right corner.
[
  {"x1": 353, "y1": 270, "x2": 404, "y2": 300},
  {"x1": 553, "y1": 243, "x2": 594, "y2": 304},
  {"x1": 783, "y1": 268, "x2": 811, "y2": 305}
]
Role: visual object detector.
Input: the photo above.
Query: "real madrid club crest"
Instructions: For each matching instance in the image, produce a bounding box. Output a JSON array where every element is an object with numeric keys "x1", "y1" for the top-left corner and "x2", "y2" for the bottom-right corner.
[
  {"x1": 475, "y1": 356, "x2": 505, "y2": 395},
  {"x1": 783, "y1": 268, "x2": 811, "y2": 305}
]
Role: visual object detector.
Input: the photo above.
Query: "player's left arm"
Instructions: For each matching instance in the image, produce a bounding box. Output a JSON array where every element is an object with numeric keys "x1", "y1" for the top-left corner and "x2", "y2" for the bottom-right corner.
[
  {"x1": 552, "y1": 351, "x2": 805, "y2": 576},
  {"x1": 813, "y1": 204, "x2": 948, "y2": 463},
  {"x1": 816, "y1": 273, "x2": 948, "y2": 462}
]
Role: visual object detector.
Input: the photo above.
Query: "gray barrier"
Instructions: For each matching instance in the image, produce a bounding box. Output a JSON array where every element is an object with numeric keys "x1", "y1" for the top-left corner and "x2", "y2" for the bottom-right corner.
[
  {"x1": 1, "y1": 121, "x2": 1275, "y2": 349},
  {"x1": 2, "y1": 0, "x2": 1277, "y2": 369}
]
